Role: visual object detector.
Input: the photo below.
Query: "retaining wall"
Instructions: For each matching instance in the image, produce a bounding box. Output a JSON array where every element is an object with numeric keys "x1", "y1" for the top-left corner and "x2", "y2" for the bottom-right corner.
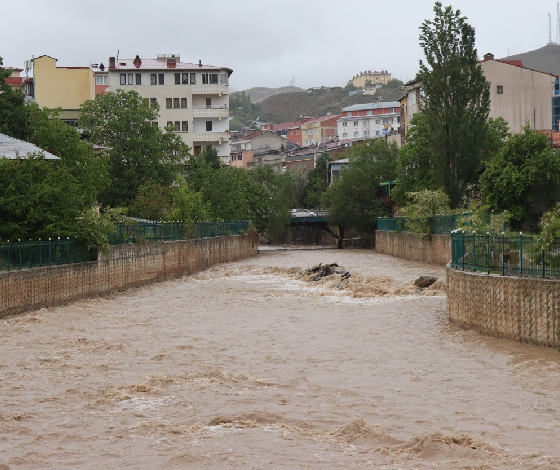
[
  {"x1": 375, "y1": 231, "x2": 451, "y2": 266},
  {"x1": 447, "y1": 267, "x2": 560, "y2": 347},
  {"x1": 0, "y1": 235, "x2": 257, "y2": 318}
]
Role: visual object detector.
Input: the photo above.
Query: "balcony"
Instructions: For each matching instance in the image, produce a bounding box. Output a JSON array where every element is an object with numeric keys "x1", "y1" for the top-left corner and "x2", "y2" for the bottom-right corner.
[
  {"x1": 193, "y1": 107, "x2": 229, "y2": 119},
  {"x1": 192, "y1": 132, "x2": 230, "y2": 142},
  {"x1": 191, "y1": 84, "x2": 229, "y2": 96}
]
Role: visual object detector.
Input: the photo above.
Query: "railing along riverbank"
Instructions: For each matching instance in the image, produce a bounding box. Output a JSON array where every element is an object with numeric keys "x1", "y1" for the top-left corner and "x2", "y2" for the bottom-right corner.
[
  {"x1": 1, "y1": 221, "x2": 250, "y2": 271},
  {"x1": 450, "y1": 231, "x2": 560, "y2": 279}
]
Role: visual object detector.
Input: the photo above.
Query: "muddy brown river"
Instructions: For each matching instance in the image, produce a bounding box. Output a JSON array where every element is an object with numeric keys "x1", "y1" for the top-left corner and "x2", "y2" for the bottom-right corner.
[{"x1": 2, "y1": 247, "x2": 560, "y2": 469}]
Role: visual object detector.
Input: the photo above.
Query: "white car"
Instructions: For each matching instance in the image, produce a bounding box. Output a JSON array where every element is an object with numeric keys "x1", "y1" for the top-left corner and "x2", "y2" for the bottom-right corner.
[{"x1": 290, "y1": 209, "x2": 317, "y2": 217}]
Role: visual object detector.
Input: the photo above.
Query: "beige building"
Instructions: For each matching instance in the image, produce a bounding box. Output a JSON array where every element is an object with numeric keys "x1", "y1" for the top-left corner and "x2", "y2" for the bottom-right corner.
[
  {"x1": 108, "y1": 54, "x2": 232, "y2": 159},
  {"x1": 480, "y1": 53, "x2": 558, "y2": 133},
  {"x1": 349, "y1": 70, "x2": 392, "y2": 88},
  {"x1": 398, "y1": 79, "x2": 422, "y2": 145},
  {"x1": 32, "y1": 55, "x2": 95, "y2": 123}
]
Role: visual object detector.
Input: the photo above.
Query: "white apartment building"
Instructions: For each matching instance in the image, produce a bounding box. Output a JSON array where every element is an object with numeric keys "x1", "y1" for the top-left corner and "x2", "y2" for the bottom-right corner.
[
  {"x1": 337, "y1": 101, "x2": 400, "y2": 140},
  {"x1": 107, "y1": 54, "x2": 232, "y2": 160}
]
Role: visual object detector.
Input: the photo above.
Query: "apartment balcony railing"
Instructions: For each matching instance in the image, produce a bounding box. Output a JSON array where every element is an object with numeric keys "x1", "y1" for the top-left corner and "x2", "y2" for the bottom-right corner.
[
  {"x1": 191, "y1": 84, "x2": 229, "y2": 95},
  {"x1": 192, "y1": 131, "x2": 230, "y2": 142},
  {"x1": 192, "y1": 107, "x2": 229, "y2": 119}
]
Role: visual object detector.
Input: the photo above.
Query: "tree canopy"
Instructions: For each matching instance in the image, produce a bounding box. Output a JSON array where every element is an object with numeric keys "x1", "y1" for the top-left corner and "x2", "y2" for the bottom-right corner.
[
  {"x1": 416, "y1": 2, "x2": 490, "y2": 207},
  {"x1": 79, "y1": 90, "x2": 190, "y2": 207},
  {"x1": 0, "y1": 56, "x2": 31, "y2": 140}
]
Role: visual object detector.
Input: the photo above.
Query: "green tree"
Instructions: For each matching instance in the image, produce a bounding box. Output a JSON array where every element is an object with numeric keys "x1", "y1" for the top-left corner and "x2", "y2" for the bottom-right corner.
[
  {"x1": 305, "y1": 152, "x2": 331, "y2": 208},
  {"x1": 0, "y1": 156, "x2": 111, "y2": 249},
  {"x1": 79, "y1": 90, "x2": 189, "y2": 207},
  {"x1": 322, "y1": 140, "x2": 398, "y2": 235},
  {"x1": 479, "y1": 126, "x2": 560, "y2": 231},
  {"x1": 200, "y1": 144, "x2": 221, "y2": 170},
  {"x1": 417, "y1": 2, "x2": 490, "y2": 206},
  {"x1": 398, "y1": 189, "x2": 451, "y2": 239},
  {"x1": 0, "y1": 56, "x2": 31, "y2": 140},
  {"x1": 382, "y1": 78, "x2": 404, "y2": 89},
  {"x1": 28, "y1": 104, "x2": 108, "y2": 208},
  {"x1": 286, "y1": 165, "x2": 308, "y2": 208},
  {"x1": 129, "y1": 181, "x2": 174, "y2": 221}
]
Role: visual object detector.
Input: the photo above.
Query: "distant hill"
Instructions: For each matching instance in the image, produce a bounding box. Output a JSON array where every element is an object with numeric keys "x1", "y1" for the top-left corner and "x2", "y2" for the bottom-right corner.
[
  {"x1": 254, "y1": 87, "x2": 405, "y2": 123},
  {"x1": 501, "y1": 44, "x2": 560, "y2": 75},
  {"x1": 237, "y1": 86, "x2": 305, "y2": 103}
]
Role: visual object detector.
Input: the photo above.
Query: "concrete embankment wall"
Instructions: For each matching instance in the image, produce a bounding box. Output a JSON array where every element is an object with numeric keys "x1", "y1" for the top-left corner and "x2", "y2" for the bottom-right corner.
[
  {"x1": 375, "y1": 231, "x2": 451, "y2": 266},
  {"x1": 0, "y1": 235, "x2": 257, "y2": 318},
  {"x1": 447, "y1": 267, "x2": 560, "y2": 347}
]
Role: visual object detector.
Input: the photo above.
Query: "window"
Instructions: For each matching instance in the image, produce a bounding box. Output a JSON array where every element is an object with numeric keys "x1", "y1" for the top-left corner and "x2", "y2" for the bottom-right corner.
[
  {"x1": 190, "y1": 73, "x2": 196, "y2": 84},
  {"x1": 342, "y1": 132, "x2": 348, "y2": 138},
  {"x1": 175, "y1": 121, "x2": 180, "y2": 132},
  {"x1": 348, "y1": 112, "x2": 352, "y2": 117},
  {"x1": 152, "y1": 121, "x2": 158, "y2": 127},
  {"x1": 376, "y1": 130, "x2": 380, "y2": 136},
  {"x1": 151, "y1": 74, "x2": 157, "y2": 85},
  {"x1": 308, "y1": 129, "x2": 313, "y2": 135},
  {"x1": 158, "y1": 73, "x2": 164, "y2": 85},
  {"x1": 390, "y1": 108, "x2": 395, "y2": 113},
  {"x1": 363, "y1": 120, "x2": 369, "y2": 128},
  {"x1": 202, "y1": 73, "x2": 219, "y2": 84},
  {"x1": 342, "y1": 121, "x2": 348, "y2": 127},
  {"x1": 135, "y1": 73, "x2": 141, "y2": 85},
  {"x1": 174, "y1": 98, "x2": 180, "y2": 109},
  {"x1": 128, "y1": 73, "x2": 134, "y2": 85},
  {"x1": 206, "y1": 98, "x2": 211, "y2": 108},
  {"x1": 220, "y1": 73, "x2": 228, "y2": 85},
  {"x1": 366, "y1": 110, "x2": 372, "y2": 116},
  {"x1": 376, "y1": 119, "x2": 380, "y2": 124},
  {"x1": 354, "y1": 131, "x2": 359, "y2": 137},
  {"x1": 165, "y1": 98, "x2": 172, "y2": 109},
  {"x1": 166, "y1": 121, "x2": 173, "y2": 128},
  {"x1": 238, "y1": 155, "x2": 242, "y2": 161},
  {"x1": 175, "y1": 73, "x2": 181, "y2": 85},
  {"x1": 150, "y1": 98, "x2": 157, "y2": 107},
  {"x1": 497, "y1": 85, "x2": 503, "y2": 94},
  {"x1": 364, "y1": 130, "x2": 369, "y2": 137},
  {"x1": 206, "y1": 121, "x2": 213, "y2": 131},
  {"x1": 182, "y1": 121, "x2": 188, "y2": 132},
  {"x1": 120, "y1": 74, "x2": 126, "y2": 85},
  {"x1": 181, "y1": 98, "x2": 187, "y2": 108},
  {"x1": 353, "y1": 121, "x2": 358, "y2": 127},
  {"x1": 182, "y1": 73, "x2": 188, "y2": 84},
  {"x1": 95, "y1": 75, "x2": 108, "y2": 85}
]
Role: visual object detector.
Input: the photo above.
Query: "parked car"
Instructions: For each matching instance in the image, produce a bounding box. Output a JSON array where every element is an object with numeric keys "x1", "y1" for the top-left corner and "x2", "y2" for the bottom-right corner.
[{"x1": 290, "y1": 209, "x2": 317, "y2": 217}]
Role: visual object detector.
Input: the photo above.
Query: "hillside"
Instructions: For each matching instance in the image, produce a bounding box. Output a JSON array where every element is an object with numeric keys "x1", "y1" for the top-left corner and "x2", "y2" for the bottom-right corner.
[
  {"x1": 254, "y1": 87, "x2": 404, "y2": 123},
  {"x1": 237, "y1": 86, "x2": 305, "y2": 103},
  {"x1": 501, "y1": 44, "x2": 560, "y2": 75}
]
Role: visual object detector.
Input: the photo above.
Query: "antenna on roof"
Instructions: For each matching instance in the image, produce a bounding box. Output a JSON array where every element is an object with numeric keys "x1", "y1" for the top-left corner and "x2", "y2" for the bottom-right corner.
[
  {"x1": 549, "y1": 13, "x2": 553, "y2": 45},
  {"x1": 557, "y1": 1, "x2": 560, "y2": 44}
]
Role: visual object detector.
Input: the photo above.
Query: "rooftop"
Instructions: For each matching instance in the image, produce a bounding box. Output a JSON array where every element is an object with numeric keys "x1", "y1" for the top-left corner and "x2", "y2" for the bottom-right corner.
[
  {"x1": 110, "y1": 57, "x2": 232, "y2": 74},
  {"x1": 0, "y1": 134, "x2": 59, "y2": 160},
  {"x1": 341, "y1": 101, "x2": 400, "y2": 112}
]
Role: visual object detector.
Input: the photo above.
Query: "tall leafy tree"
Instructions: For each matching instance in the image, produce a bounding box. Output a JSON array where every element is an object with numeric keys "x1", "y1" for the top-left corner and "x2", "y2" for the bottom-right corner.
[
  {"x1": 322, "y1": 140, "x2": 398, "y2": 235},
  {"x1": 79, "y1": 90, "x2": 189, "y2": 207},
  {"x1": 480, "y1": 126, "x2": 560, "y2": 231},
  {"x1": 305, "y1": 152, "x2": 331, "y2": 208},
  {"x1": 417, "y1": 2, "x2": 490, "y2": 207},
  {"x1": 0, "y1": 56, "x2": 31, "y2": 140}
]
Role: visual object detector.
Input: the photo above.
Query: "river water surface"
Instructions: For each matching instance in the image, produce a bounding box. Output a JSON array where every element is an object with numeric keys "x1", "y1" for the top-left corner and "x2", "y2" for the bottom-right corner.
[{"x1": 2, "y1": 247, "x2": 560, "y2": 469}]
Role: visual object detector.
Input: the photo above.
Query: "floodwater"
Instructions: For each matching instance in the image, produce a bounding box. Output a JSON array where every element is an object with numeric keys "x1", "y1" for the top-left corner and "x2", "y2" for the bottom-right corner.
[{"x1": 2, "y1": 247, "x2": 560, "y2": 469}]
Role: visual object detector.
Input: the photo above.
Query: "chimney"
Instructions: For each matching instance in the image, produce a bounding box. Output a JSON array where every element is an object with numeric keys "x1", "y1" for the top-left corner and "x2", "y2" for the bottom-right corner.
[
  {"x1": 133, "y1": 55, "x2": 142, "y2": 68},
  {"x1": 484, "y1": 52, "x2": 494, "y2": 61},
  {"x1": 199, "y1": 59, "x2": 202, "y2": 68},
  {"x1": 99, "y1": 63, "x2": 105, "y2": 71},
  {"x1": 109, "y1": 56, "x2": 115, "y2": 69}
]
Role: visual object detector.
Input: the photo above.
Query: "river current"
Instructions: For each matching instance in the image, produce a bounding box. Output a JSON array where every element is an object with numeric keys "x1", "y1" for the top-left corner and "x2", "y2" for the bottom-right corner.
[{"x1": 1, "y1": 247, "x2": 560, "y2": 469}]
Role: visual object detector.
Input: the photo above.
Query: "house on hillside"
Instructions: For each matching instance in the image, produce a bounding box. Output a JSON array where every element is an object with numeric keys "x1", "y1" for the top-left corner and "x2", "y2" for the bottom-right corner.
[
  {"x1": 349, "y1": 70, "x2": 392, "y2": 88},
  {"x1": 0, "y1": 133, "x2": 59, "y2": 160},
  {"x1": 300, "y1": 115, "x2": 340, "y2": 146},
  {"x1": 337, "y1": 102, "x2": 400, "y2": 141},
  {"x1": 480, "y1": 53, "x2": 559, "y2": 133},
  {"x1": 267, "y1": 118, "x2": 314, "y2": 146},
  {"x1": 230, "y1": 130, "x2": 287, "y2": 169},
  {"x1": 107, "y1": 53, "x2": 233, "y2": 161}
]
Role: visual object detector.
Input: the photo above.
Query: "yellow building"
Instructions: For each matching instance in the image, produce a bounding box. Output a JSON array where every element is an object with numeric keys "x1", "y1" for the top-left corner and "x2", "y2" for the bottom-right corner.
[
  {"x1": 33, "y1": 55, "x2": 95, "y2": 122},
  {"x1": 349, "y1": 70, "x2": 392, "y2": 88},
  {"x1": 398, "y1": 79, "x2": 422, "y2": 145}
]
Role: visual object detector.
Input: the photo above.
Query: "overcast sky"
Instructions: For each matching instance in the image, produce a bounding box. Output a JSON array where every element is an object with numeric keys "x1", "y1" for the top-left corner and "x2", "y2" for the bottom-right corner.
[{"x1": 1, "y1": 0, "x2": 557, "y2": 91}]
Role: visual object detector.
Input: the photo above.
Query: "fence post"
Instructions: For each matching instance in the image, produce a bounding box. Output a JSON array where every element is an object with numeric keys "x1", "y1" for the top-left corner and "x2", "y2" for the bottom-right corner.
[
  {"x1": 7, "y1": 241, "x2": 10, "y2": 271},
  {"x1": 472, "y1": 231, "x2": 476, "y2": 272},
  {"x1": 28, "y1": 239, "x2": 32, "y2": 268},
  {"x1": 462, "y1": 231, "x2": 465, "y2": 271},
  {"x1": 542, "y1": 248, "x2": 546, "y2": 278},
  {"x1": 519, "y1": 232, "x2": 523, "y2": 277},
  {"x1": 18, "y1": 239, "x2": 22, "y2": 269},
  {"x1": 501, "y1": 232, "x2": 505, "y2": 276},
  {"x1": 48, "y1": 238, "x2": 52, "y2": 265},
  {"x1": 487, "y1": 232, "x2": 490, "y2": 274}
]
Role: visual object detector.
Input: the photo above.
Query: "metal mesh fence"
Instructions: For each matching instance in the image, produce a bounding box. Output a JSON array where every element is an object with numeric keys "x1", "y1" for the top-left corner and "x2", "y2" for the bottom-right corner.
[
  {"x1": 0, "y1": 238, "x2": 95, "y2": 271},
  {"x1": 192, "y1": 222, "x2": 249, "y2": 239},
  {"x1": 450, "y1": 232, "x2": 560, "y2": 278}
]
